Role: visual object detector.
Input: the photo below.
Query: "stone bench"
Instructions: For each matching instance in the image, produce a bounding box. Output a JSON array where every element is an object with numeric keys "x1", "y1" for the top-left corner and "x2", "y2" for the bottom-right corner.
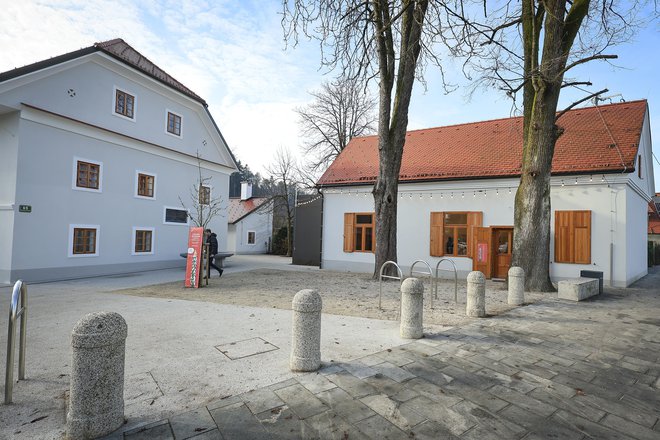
[{"x1": 557, "y1": 278, "x2": 600, "y2": 301}]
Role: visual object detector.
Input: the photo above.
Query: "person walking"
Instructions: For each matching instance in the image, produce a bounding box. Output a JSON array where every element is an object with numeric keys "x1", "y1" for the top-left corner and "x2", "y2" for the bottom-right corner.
[{"x1": 206, "y1": 229, "x2": 223, "y2": 277}]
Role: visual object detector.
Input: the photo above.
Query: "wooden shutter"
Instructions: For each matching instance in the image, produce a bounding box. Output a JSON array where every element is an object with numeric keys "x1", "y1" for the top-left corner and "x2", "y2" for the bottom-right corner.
[
  {"x1": 343, "y1": 213, "x2": 354, "y2": 252},
  {"x1": 573, "y1": 211, "x2": 591, "y2": 264},
  {"x1": 467, "y1": 211, "x2": 483, "y2": 258},
  {"x1": 555, "y1": 211, "x2": 572, "y2": 263},
  {"x1": 555, "y1": 210, "x2": 591, "y2": 263},
  {"x1": 430, "y1": 212, "x2": 444, "y2": 256}
]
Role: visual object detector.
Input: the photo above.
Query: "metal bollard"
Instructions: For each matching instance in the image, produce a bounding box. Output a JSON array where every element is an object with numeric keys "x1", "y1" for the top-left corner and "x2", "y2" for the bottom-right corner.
[
  {"x1": 466, "y1": 271, "x2": 486, "y2": 318},
  {"x1": 290, "y1": 289, "x2": 322, "y2": 372},
  {"x1": 67, "y1": 312, "x2": 127, "y2": 440},
  {"x1": 508, "y1": 267, "x2": 525, "y2": 305},
  {"x1": 400, "y1": 278, "x2": 424, "y2": 339}
]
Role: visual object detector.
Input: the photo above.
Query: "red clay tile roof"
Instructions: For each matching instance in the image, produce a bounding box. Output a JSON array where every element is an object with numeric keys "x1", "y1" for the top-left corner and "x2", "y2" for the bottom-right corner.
[
  {"x1": 228, "y1": 197, "x2": 269, "y2": 224},
  {"x1": 651, "y1": 201, "x2": 660, "y2": 234},
  {"x1": 0, "y1": 38, "x2": 205, "y2": 104},
  {"x1": 318, "y1": 100, "x2": 648, "y2": 186}
]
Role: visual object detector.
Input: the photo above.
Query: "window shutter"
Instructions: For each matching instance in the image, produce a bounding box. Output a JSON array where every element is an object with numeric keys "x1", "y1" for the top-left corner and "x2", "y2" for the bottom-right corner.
[
  {"x1": 467, "y1": 211, "x2": 483, "y2": 258},
  {"x1": 430, "y1": 212, "x2": 444, "y2": 256},
  {"x1": 554, "y1": 211, "x2": 572, "y2": 263},
  {"x1": 573, "y1": 211, "x2": 591, "y2": 264},
  {"x1": 343, "y1": 213, "x2": 355, "y2": 252}
]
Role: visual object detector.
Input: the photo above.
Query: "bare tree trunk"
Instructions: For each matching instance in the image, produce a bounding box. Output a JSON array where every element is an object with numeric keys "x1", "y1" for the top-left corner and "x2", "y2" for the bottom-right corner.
[
  {"x1": 512, "y1": 0, "x2": 589, "y2": 291},
  {"x1": 512, "y1": 91, "x2": 560, "y2": 292},
  {"x1": 372, "y1": 0, "x2": 428, "y2": 279}
]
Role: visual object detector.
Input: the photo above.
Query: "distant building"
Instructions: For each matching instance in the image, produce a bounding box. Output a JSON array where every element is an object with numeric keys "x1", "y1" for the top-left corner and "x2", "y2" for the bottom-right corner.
[
  {"x1": 318, "y1": 100, "x2": 654, "y2": 287},
  {"x1": 0, "y1": 39, "x2": 237, "y2": 284},
  {"x1": 227, "y1": 182, "x2": 272, "y2": 254}
]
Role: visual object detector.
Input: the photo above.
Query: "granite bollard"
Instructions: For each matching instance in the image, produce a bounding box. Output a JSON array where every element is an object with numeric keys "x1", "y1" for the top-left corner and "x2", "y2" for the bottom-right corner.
[
  {"x1": 290, "y1": 289, "x2": 322, "y2": 372},
  {"x1": 66, "y1": 312, "x2": 127, "y2": 440},
  {"x1": 508, "y1": 266, "x2": 525, "y2": 305},
  {"x1": 400, "y1": 278, "x2": 424, "y2": 339},
  {"x1": 466, "y1": 271, "x2": 486, "y2": 317}
]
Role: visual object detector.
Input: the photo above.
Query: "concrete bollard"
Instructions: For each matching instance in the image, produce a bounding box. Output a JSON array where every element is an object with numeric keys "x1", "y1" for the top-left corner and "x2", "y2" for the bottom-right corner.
[
  {"x1": 466, "y1": 271, "x2": 486, "y2": 318},
  {"x1": 400, "y1": 278, "x2": 424, "y2": 339},
  {"x1": 508, "y1": 266, "x2": 525, "y2": 305},
  {"x1": 67, "y1": 312, "x2": 127, "y2": 440},
  {"x1": 290, "y1": 289, "x2": 322, "y2": 372}
]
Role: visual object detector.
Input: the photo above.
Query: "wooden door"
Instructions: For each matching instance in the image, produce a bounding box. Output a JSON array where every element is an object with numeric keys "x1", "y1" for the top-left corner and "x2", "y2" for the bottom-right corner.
[
  {"x1": 493, "y1": 228, "x2": 513, "y2": 279},
  {"x1": 473, "y1": 227, "x2": 492, "y2": 278}
]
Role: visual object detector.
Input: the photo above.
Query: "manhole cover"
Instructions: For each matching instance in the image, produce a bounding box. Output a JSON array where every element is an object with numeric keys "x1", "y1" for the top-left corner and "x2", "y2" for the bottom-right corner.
[{"x1": 215, "y1": 337, "x2": 279, "y2": 360}]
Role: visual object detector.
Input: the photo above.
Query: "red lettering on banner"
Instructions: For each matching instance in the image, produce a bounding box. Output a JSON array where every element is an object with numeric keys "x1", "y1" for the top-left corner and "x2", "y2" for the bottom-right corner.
[{"x1": 185, "y1": 227, "x2": 204, "y2": 288}]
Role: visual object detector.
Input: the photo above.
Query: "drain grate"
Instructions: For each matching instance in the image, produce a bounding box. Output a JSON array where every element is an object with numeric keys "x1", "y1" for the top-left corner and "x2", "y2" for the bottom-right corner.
[{"x1": 215, "y1": 337, "x2": 279, "y2": 360}]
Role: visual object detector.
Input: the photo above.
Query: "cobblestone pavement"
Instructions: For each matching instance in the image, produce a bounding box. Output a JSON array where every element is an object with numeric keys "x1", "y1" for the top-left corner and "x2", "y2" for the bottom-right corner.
[{"x1": 109, "y1": 268, "x2": 660, "y2": 440}]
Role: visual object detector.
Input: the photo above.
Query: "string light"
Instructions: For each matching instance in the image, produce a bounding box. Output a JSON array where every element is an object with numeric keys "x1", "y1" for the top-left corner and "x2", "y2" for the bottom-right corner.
[
  {"x1": 419, "y1": 193, "x2": 423, "y2": 199},
  {"x1": 601, "y1": 175, "x2": 605, "y2": 182},
  {"x1": 461, "y1": 192, "x2": 465, "y2": 198},
  {"x1": 430, "y1": 193, "x2": 433, "y2": 199},
  {"x1": 409, "y1": 193, "x2": 412, "y2": 199},
  {"x1": 561, "y1": 180, "x2": 565, "y2": 187},
  {"x1": 483, "y1": 191, "x2": 487, "y2": 197},
  {"x1": 496, "y1": 189, "x2": 499, "y2": 196},
  {"x1": 451, "y1": 193, "x2": 454, "y2": 198},
  {"x1": 574, "y1": 178, "x2": 578, "y2": 185},
  {"x1": 509, "y1": 188, "x2": 512, "y2": 194},
  {"x1": 473, "y1": 191, "x2": 476, "y2": 198},
  {"x1": 589, "y1": 175, "x2": 593, "y2": 182},
  {"x1": 440, "y1": 193, "x2": 443, "y2": 199}
]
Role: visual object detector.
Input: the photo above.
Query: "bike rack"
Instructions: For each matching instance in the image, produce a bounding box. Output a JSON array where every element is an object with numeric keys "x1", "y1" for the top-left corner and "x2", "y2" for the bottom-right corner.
[
  {"x1": 410, "y1": 260, "x2": 434, "y2": 309},
  {"x1": 379, "y1": 261, "x2": 403, "y2": 310},
  {"x1": 5, "y1": 280, "x2": 27, "y2": 404},
  {"x1": 434, "y1": 258, "x2": 458, "y2": 303}
]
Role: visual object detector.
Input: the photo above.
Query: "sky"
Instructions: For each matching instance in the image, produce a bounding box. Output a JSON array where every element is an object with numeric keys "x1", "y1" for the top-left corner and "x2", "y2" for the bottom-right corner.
[{"x1": 1, "y1": 0, "x2": 658, "y2": 191}]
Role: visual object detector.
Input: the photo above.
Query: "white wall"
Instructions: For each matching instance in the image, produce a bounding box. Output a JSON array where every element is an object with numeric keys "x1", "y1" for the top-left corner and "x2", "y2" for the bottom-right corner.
[
  {"x1": 0, "y1": 53, "x2": 234, "y2": 169},
  {"x1": 625, "y1": 189, "x2": 649, "y2": 285},
  {"x1": 6, "y1": 110, "x2": 230, "y2": 283},
  {"x1": 322, "y1": 176, "x2": 643, "y2": 286},
  {"x1": 0, "y1": 112, "x2": 19, "y2": 283},
  {"x1": 231, "y1": 209, "x2": 272, "y2": 254}
]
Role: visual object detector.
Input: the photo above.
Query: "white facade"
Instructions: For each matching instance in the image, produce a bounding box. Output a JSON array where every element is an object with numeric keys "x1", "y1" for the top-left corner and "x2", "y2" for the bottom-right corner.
[
  {"x1": 321, "y1": 112, "x2": 655, "y2": 288},
  {"x1": 0, "y1": 48, "x2": 236, "y2": 283},
  {"x1": 227, "y1": 205, "x2": 272, "y2": 254}
]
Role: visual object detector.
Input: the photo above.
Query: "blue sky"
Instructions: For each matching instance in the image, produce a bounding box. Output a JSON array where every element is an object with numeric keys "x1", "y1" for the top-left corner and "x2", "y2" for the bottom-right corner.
[{"x1": 1, "y1": 0, "x2": 658, "y2": 191}]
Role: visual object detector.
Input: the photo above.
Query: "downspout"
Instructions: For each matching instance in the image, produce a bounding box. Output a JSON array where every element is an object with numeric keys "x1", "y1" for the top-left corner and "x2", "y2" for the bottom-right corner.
[{"x1": 319, "y1": 189, "x2": 324, "y2": 269}]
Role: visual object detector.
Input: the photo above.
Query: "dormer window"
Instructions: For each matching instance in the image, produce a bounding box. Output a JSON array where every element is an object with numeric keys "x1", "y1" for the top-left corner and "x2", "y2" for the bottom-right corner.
[
  {"x1": 115, "y1": 89, "x2": 135, "y2": 119},
  {"x1": 167, "y1": 111, "x2": 182, "y2": 136}
]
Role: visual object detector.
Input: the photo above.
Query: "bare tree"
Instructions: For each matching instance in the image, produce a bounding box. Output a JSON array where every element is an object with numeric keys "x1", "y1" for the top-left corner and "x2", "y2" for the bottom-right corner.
[
  {"x1": 297, "y1": 76, "x2": 377, "y2": 172},
  {"x1": 283, "y1": 0, "x2": 455, "y2": 278},
  {"x1": 264, "y1": 147, "x2": 298, "y2": 257},
  {"x1": 442, "y1": 0, "x2": 649, "y2": 291},
  {"x1": 179, "y1": 153, "x2": 224, "y2": 230}
]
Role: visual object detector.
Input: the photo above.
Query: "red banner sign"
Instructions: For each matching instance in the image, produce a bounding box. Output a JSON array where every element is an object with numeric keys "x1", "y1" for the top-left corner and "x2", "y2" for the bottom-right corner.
[
  {"x1": 477, "y1": 243, "x2": 488, "y2": 263},
  {"x1": 185, "y1": 227, "x2": 204, "y2": 288}
]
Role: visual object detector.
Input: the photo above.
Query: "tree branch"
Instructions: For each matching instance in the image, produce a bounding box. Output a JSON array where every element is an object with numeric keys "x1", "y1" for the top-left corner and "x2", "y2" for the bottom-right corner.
[{"x1": 555, "y1": 88, "x2": 608, "y2": 122}]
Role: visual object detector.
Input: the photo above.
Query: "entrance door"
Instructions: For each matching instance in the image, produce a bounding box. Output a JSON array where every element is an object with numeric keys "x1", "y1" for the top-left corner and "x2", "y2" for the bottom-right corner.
[
  {"x1": 473, "y1": 227, "x2": 492, "y2": 278},
  {"x1": 493, "y1": 228, "x2": 513, "y2": 279}
]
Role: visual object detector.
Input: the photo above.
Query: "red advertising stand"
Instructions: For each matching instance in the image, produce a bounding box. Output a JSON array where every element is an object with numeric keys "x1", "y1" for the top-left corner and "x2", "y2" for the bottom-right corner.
[{"x1": 185, "y1": 227, "x2": 204, "y2": 288}]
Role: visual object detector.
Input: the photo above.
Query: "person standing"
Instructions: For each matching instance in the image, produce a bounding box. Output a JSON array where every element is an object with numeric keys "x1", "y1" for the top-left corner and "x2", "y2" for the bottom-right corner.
[{"x1": 206, "y1": 229, "x2": 223, "y2": 277}]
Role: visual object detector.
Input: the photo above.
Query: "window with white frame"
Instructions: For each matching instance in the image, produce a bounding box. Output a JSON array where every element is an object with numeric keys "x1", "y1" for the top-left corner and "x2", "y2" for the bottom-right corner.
[
  {"x1": 68, "y1": 224, "x2": 100, "y2": 257},
  {"x1": 247, "y1": 231, "x2": 256, "y2": 245},
  {"x1": 199, "y1": 185, "x2": 211, "y2": 205},
  {"x1": 166, "y1": 111, "x2": 182, "y2": 136},
  {"x1": 135, "y1": 171, "x2": 156, "y2": 199},
  {"x1": 114, "y1": 88, "x2": 135, "y2": 119},
  {"x1": 72, "y1": 157, "x2": 103, "y2": 192},
  {"x1": 132, "y1": 227, "x2": 155, "y2": 255}
]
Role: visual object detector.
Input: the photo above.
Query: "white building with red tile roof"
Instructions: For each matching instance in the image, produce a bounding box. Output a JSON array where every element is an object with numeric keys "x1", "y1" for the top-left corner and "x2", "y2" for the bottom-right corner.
[
  {"x1": 318, "y1": 100, "x2": 654, "y2": 287},
  {"x1": 227, "y1": 183, "x2": 272, "y2": 254},
  {"x1": 0, "y1": 39, "x2": 237, "y2": 283}
]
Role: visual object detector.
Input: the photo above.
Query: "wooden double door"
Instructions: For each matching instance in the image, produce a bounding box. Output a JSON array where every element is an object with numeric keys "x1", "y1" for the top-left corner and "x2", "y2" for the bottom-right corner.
[{"x1": 472, "y1": 226, "x2": 513, "y2": 279}]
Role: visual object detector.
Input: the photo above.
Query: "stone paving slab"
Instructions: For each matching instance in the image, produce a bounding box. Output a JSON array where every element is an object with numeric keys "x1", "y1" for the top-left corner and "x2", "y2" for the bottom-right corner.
[{"x1": 110, "y1": 268, "x2": 660, "y2": 439}]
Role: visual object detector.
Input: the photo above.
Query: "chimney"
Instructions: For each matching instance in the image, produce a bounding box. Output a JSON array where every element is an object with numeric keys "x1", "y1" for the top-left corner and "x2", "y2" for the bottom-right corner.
[{"x1": 240, "y1": 182, "x2": 253, "y2": 201}]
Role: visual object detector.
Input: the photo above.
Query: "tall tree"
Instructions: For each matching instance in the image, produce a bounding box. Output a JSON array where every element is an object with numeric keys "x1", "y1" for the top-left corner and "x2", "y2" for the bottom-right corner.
[
  {"x1": 264, "y1": 147, "x2": 298, "y2": 257},
  {"x1": 284, "y1": 0, "x2": 451, "y2": 278},
  {"x1": 297, "y1": 76, "x2": 377, "y2": 172},
  {"x1": 444, "y1": 0, "x2": 646, "y2": 290}
]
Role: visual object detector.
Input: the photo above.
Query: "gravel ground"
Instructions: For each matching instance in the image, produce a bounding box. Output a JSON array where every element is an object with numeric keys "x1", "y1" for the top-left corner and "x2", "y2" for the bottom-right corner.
[{"x1": 111, "y1": 269, "x2": 550, "y2": 326}]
